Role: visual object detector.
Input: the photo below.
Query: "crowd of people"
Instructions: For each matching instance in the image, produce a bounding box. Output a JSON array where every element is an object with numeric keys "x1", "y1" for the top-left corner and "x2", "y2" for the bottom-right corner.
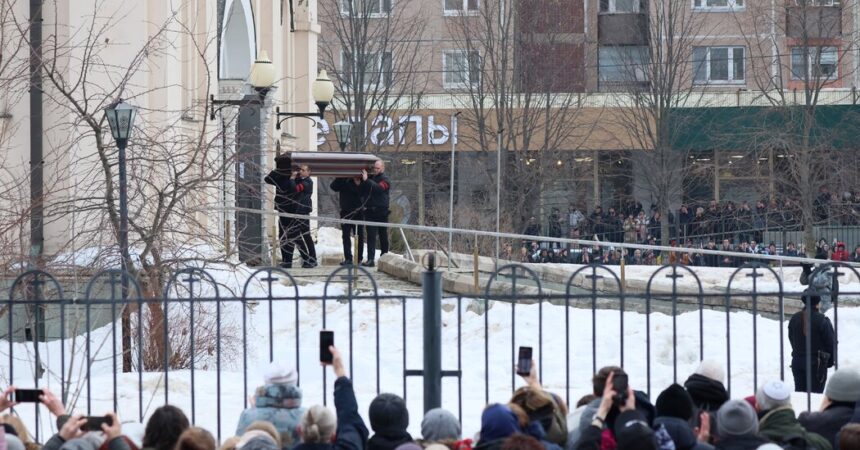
[
  {"x1": 3, "y1": 343, "x2": 860, "y2": 450},
  {"x1": 535, "y1": 194, "x2": 860, "y2": 249},
  {"x1": 513, "y1": 196, "x2": 860, "y2": 266}
]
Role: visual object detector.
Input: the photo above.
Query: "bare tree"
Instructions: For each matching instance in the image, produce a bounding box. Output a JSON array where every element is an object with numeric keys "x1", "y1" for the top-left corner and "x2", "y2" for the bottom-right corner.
[
  {"x1": 446, "y1": 0, "x2": 597, "y2": 234},
  {"x1": 607, "y1": 0, "x2": 712, "y2": 242},
  {"x1": 735, "y1": 0, "x2": 860, "y2": 255},
  {"x1": 318, "y1": 0, "x2": 430, "y2": 152}
]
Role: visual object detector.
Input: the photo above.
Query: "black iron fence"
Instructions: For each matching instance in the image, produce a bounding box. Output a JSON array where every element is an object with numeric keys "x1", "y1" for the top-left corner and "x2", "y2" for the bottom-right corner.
[{"x1": 1, "y1": 261, "x2": 858, "y2": 442}]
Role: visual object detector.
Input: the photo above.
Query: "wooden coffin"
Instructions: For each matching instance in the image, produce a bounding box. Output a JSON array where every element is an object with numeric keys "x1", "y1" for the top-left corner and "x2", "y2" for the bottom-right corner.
[{"x1": 275, "y1": 152, "x2": 378, "y2": 177}]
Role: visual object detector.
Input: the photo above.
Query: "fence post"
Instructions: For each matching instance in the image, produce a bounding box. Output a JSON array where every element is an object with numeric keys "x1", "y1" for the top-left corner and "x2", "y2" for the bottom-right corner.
[{"x1": 422, "y1": 252, "x2": 443, "y2": 412}]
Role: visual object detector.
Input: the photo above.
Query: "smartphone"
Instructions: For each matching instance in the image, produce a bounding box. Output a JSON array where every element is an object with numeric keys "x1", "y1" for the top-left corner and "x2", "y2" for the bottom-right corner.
[
  {"x1": 82, "y1": 416, "x2": 113, "y2": 432},
  {"x1": 516, "y1": 346, "x2": 533, "y2": 376},
  {"x1": 612, "y1": 371, "x2": 629, "y2": 407},
  {"x1": 12, "y1": 389, "x2": 42, "y2": 403},
  {"x1": 320, "y1": 330, "x2": 334, "y2": 364}
]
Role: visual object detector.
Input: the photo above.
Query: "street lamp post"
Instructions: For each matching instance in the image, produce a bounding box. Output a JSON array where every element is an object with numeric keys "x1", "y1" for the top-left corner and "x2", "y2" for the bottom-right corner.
[
  {"x1": 104, "y1": 99, "x2": 137, "y2": 372},
  {"x1": 210, "y1": 52, "x2": 277, "y2": 265},
  {"x1": 333, "y1": 121, "x2": 353, "y2": 152},
  {"x1": 274, "y1": 70, "x2": 335, "y2": 128},
  {"x1": 448, "y1": 112, "x2": 461, "y2": 263}
]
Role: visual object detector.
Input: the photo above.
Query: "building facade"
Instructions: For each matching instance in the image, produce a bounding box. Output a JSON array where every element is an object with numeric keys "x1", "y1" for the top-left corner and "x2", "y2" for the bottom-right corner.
[{"x1": 317, "y1": 0, "x2": 860, "y2": 230}]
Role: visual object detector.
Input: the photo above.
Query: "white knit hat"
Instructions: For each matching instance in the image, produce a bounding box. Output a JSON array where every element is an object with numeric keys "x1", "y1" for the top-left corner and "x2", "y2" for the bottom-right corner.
[
  {"x1": 695, "y1": 359, "x2": 725, "y2": 384},
  {"x1": 264, "y1": 361, "x2": 298, "y2": 385}
]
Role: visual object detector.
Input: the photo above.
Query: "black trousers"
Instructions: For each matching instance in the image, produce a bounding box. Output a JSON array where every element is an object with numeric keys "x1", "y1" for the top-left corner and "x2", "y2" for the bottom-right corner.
[
  {"x1": 279, "y1": 216, "x2": 316, "y2": 267},
  {"x1": 792, "y1": 357, "x2": 828, "y2": 393},
  {"x1": 341, "y1": 209, "x2": 364, "y2": 262},
  {"x1": 365, "y1": 208, "x2": 389, "y2": 261}
]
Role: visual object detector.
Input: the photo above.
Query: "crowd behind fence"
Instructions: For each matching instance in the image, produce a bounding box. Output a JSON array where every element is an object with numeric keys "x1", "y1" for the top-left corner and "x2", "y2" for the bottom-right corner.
[
  {"x1": 0, "y1": 261, "x2": 858, "y2": 446},
  {"x1": 524, "y1": 196, "x2": 860, "y2": 267}
]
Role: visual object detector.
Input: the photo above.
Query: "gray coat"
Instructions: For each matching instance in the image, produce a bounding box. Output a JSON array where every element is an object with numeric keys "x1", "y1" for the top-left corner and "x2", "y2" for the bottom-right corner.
[{"x1": 236, "y1": 383, "x2": 305, "y2": 449}]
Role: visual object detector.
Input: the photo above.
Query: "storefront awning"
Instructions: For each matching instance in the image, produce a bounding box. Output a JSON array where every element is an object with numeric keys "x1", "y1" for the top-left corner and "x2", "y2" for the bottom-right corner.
[{"x1": 670, "y1": 104, "x2": 860, "y2": 152}]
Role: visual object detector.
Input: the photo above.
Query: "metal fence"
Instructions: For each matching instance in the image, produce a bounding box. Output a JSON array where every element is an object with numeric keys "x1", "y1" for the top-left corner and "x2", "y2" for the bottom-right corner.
[{"x1": 1, "y1": 261, "x2": 858, "y2": 442}]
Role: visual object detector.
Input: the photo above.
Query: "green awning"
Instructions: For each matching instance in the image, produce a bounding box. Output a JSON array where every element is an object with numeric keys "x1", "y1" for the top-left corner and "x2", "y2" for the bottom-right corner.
[{"x1": 669, "y1": 104, "x2": 860, "y2": 152}]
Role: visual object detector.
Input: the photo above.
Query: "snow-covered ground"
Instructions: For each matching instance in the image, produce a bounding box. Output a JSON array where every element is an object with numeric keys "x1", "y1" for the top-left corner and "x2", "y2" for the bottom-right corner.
[{"x1": 4, "y1": 228, "x2": 858, "y2": 443}]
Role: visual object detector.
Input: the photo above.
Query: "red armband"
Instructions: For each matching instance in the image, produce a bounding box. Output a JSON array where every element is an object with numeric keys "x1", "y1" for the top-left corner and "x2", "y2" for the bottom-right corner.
[
  {"x1": 296, "y1": 184, "x2": 305, "y2": 193},
  {"x1": 379, "y1": 181, "x2": 389, "y2": 191}
]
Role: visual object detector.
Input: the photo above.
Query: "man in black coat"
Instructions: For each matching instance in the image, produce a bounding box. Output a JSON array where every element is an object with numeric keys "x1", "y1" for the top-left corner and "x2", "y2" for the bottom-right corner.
[
  {"x1": 788, "y1": 289, "x2": 835, "y2": 393},
  {"x1": 330, "y1": 177, "x2": 365, "y2": 266},
  {"x1": 265, "y1": 162, "x2": 317, "y2": 268},
  {"x1": 360, "y1": 159, "x2": 392, "y2": 267}
]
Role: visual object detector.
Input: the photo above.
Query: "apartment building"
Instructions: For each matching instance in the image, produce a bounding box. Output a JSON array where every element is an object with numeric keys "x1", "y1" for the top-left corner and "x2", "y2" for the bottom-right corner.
[{"x1": 318, "y1": 0, "x2": 860, "y2": 226}]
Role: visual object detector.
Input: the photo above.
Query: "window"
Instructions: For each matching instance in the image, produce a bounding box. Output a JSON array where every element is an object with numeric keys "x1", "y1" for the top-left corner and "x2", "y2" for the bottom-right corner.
[
  {"x1": 443, "y1": 50, "x2": 481, "y2": 88},
  {"x1": 340, "y1": 0, "x2": 392, "y2": 16},
  {"x1": 791, "y1": 46, "x2": 838, "y2": 80},
  {"x1": 444, "y1": 0, "x2": 479, "y2": 14},
  {"x1": 599, "y1": 46, "x2": 649, "y2": 83},
  {"x1": 341, "y1": 51, "x2": 393, "y2": 89},
  {"x1": 693, "y1": 0, "x2": 743, "y2": 10},
  {"x1": 600, "y1": 0, "x2": 640, "y2": 13},
  {"x1": 693, "y1": 47, "x2": 745, "y2": 83}
]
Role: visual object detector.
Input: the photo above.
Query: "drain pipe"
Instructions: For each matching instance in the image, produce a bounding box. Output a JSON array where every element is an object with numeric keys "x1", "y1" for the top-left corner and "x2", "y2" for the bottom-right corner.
[{"x1": 29, "y1": 0, "x2": 44, "y2": 267}]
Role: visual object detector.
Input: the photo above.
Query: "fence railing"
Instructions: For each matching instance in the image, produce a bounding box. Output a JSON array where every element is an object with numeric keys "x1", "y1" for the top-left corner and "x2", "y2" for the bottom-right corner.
[{"x1": 1, "y1": 261, "x2": 858, "y2": 442}]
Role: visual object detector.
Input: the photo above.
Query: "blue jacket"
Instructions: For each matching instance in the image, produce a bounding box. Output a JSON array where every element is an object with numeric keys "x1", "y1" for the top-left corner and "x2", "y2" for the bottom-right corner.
[
  {"x1": 291, "y1": 377, "x2": 368, "y2": 450},
  {"x1": 237, "y1": 383, "x2": 306, "y2": 448}
]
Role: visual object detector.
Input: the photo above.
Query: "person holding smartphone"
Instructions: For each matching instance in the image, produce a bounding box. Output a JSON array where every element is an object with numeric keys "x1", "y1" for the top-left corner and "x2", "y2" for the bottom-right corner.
[
  {"x1": 572, "y1": 372, "x2": 657, "y2": 450},
  {"x1": 292, "y1": 345, "x2": 369, "y2": 450}
]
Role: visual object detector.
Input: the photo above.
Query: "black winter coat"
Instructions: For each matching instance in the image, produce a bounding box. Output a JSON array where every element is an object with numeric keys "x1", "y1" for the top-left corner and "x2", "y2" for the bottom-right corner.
[
  {"x1": 292, "y1": 376, "x2": 369, "y2": 450},
  {"x1": 788, "y1": 309, "x2": 835, "y2": 366},
  {"x1": 798, "y1": 402, "x2": 855, "y2": 450},
  {"x1": 330, "y1": 178, "x2": 365, "y2": 213},
  {"x1": 265, "y1": 171, "x2": 313, "y2": 214},
  {"x1": 362, "y1": 173, "x2": 391, "y2": 210}
]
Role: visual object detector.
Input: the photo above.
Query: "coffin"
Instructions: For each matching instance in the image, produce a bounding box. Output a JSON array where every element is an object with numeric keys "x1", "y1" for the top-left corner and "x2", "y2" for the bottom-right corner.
[{"x1": 275, "y1": 152, "x2": 378, "y2": 177}]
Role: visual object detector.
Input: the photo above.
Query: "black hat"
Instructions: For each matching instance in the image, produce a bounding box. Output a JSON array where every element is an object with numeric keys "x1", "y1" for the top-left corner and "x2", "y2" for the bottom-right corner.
[
  {"x1": 655, "y1": 384, "x2": 695, "y2": 421},
  {"x1": 369, "y1": 393, "x2": 409, "y2": 436},
  {"x1": 614, "y1": 410, "x2": 657, "y2": 450}
]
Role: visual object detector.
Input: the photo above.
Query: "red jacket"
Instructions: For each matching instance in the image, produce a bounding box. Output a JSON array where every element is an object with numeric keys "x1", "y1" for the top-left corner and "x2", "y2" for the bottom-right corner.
[{"x1": 832, "y1": 242, "x2": 850, "y2": 261}]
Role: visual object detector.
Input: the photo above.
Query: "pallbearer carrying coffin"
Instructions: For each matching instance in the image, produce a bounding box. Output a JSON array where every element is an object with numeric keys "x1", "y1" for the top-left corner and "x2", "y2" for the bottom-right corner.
[{"x1": 265, "y1": 155, "x2": 317, "y2": 269}]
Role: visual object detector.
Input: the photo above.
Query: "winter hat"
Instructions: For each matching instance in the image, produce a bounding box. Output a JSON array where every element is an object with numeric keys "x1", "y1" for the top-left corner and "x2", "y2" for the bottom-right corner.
[
  {"x1": 716, "y1": 399, "x2": 758, "y2": 438},
  {"x1": 613, "y1": 410, "x2": 657, "y2": 450},
  {"x1": 824, "y1": 369, "x2": 860, "y2": 402},
  {"x1": 60, "y1": 438, "x2": 98, "y2": 450},
  {"x1": 694, "y1": 359, "x2": 726, "y2": 384},
  {"x1": 369, "y1": 393, "x2": 410, "y2": 435},
  {"x1": 655, "y1": 384, "x2": 695, "y2": 421},
  {"x1": 755, "y1": 380, "x2": 792, "y2": 411},
  {"x1": 263, "y1": 362, "x2": 297, "y2": 385},
  {"x1": 5, "y1": 435, "x2": 25, "y2": 450},
  {"x1": 421, "y1": 408, "x2": 461, "y2": 442},
  {"x1": 756, "y1": 445, "x2": 784, "y2": 450},
  {"x1": 478, "y1": 404, "x2": 521, "y2": 442}
]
